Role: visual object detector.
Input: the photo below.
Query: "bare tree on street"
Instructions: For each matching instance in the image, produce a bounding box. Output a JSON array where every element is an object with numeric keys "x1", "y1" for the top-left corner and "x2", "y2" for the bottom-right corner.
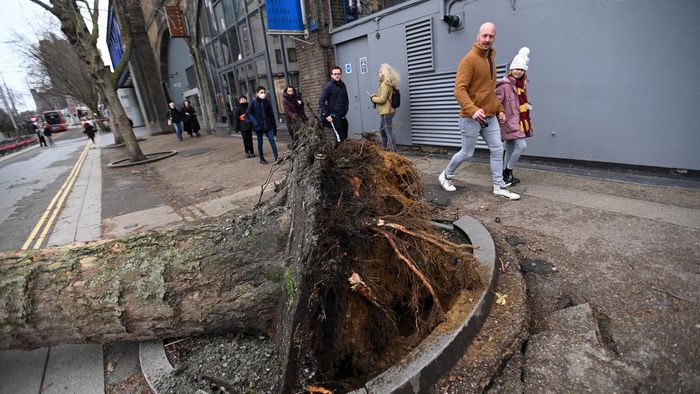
[{"x1": 28, "y1": 0, "x2": 145, "y2": 161}]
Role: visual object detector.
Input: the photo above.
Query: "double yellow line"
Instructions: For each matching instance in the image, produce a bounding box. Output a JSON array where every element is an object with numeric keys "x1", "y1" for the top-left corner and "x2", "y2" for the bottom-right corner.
[{"x1": 21, "y1": 143, "x2": 92, "y2": 250}]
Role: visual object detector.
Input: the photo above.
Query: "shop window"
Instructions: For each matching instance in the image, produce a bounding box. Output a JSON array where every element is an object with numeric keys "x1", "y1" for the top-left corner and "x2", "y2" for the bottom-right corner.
[{"x1": 331, "y1": 0, "x2": 409, "y2": 27}]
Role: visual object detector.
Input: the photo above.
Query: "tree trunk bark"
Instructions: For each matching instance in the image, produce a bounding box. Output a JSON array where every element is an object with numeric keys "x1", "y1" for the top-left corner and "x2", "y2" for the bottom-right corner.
[{"x1": 0, "y1": 217, "x2": 290, "y2": 350}]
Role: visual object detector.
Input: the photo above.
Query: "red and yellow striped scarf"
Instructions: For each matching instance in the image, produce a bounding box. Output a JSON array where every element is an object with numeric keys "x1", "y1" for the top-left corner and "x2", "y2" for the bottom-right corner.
[{"x1": 516, "y1": 78, "x2": 531, "y2": 133}]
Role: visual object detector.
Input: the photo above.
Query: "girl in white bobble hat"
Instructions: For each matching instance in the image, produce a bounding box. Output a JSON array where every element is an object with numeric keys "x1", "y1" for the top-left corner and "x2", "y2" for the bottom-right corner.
[{"x1": 496, "y1": 47, "x2": 533, "y2": 185}]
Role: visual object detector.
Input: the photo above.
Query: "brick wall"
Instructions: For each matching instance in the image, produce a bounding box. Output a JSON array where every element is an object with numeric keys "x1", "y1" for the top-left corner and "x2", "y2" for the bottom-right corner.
[{"x1": 296, "y1": 0, "x2": 335, "y2": 119}]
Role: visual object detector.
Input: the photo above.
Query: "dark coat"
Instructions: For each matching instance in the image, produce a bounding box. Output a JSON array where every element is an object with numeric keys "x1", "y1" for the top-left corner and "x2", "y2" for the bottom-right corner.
[
  {"x1": 43, "y1": 126, "x2": 52, "y2": 136},
  {"x1": 319, "y1": 80, "x2": 349, "y2": 118},
  {"x1": 83, "y1": 123, "x2": 96, "y2": 137},
  {"x1": 245, "y1": 97, "x2": 277, "y2": 134},
  {"x1": 233, "y1": 102, "x2": 252, "y2": 132},
  {"x1": 282, "y1": 92, "x2": 308, "y2": 124},
  {"x1": 182, "y1": 105, "x2": 200, "y2": 133},
  {"x1": 167, "y1": 107, "x2": 183, "y2": 123}
]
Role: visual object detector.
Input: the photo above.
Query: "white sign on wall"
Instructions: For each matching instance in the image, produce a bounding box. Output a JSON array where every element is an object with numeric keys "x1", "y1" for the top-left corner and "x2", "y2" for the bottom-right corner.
[
  {"x1": 359, "y1": 57, "x2": 368, "y2": 74},
  {"x1": 345, "y1": 63, "x2": 352, "y2": 74}
]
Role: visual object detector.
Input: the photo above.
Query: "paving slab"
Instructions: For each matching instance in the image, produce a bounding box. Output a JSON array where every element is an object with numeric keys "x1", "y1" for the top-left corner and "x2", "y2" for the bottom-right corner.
[
  {"x1": 42, "y1": 344, "x2": 104, "y2": 394},
  {"x1": 0, "y1": 348, "x2": 48, "y2": 394},
  {"x1": 102, "y1": 205, "x2": 184, "y2": 238}
]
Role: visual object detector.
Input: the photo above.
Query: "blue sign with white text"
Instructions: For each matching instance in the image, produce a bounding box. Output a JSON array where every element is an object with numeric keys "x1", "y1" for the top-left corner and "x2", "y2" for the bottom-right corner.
[{"x1": 265, "y1": 0, "x2": 304, "y2": 32}]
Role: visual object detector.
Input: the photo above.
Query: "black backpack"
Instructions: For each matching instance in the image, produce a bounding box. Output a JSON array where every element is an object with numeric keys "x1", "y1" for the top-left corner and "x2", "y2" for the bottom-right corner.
[{"x1": 391, "y1": 88, "x2": 401, "y2": 109}]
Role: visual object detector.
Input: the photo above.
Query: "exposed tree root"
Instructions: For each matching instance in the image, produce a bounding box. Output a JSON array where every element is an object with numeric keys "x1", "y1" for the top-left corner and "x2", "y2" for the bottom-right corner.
[{"x1": 376, "y1": 229, "x2": 444, "y2": 315}]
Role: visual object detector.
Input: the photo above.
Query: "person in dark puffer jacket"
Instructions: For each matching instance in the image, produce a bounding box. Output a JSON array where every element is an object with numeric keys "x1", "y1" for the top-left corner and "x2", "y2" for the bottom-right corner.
[{"x1": 318, "y1": 66, "x2": 349, "y2": 142}]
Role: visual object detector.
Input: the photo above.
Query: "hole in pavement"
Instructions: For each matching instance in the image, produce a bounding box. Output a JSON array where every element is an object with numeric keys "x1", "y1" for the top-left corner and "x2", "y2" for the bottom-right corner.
[{"x1": 592, "y1": 309, "x2": 619, "y2": 355}]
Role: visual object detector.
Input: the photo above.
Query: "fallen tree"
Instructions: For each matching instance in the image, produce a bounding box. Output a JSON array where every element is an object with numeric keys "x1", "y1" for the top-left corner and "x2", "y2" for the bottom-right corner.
[{"x1": 0, "y1": 125, "x2": 483, "y2": 392}]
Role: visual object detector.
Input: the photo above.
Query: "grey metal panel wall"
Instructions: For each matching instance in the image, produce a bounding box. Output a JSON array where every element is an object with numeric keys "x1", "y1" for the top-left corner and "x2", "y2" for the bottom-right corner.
[{"x1": 331, "y1": 0, "x2": 700, "y2": 170}]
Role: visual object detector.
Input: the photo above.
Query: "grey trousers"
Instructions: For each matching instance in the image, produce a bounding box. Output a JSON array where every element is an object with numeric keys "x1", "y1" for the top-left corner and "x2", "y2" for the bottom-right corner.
[
  {"x1": 504, "y1": 139, "x2": 527, "y2": 169},
  {"x1": 444, "y1": 116, "x2": 505, "y2": 187}
]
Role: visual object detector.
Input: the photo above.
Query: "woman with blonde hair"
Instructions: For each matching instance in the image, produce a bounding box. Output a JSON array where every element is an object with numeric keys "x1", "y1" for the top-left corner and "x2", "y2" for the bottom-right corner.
[{"x1": 371, "y1": 63, "x2": 400, "y2": 151}]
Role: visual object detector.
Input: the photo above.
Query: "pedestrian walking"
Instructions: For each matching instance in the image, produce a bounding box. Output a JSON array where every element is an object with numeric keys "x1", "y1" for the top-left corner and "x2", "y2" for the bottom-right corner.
[
  {"x1": 43, "y1": 122, "x2": 55, "y2": 146},
  {"x1": 166, "y1": 102, "x2": 184, "y2": 141},
  {"x1": 233, "y1": 95, "x2": 255, "y2": 158},
  {"x1": 438, "y1": 22, "x2": 520, "y2": 200},
  {"x1": 82, "y1": 121, "x2": 96, "y2": 143},
  {"x1": 319, "y1": 66, "x2": 349, "y2": 143},
  {"x1": 282, "y1": 86, "x2": 308, "y2": 140},
  {"x1": 182, "y1": 100, "x2": 201, "y2": 138},
  {"x1": 34, "y1": 122, "x2": 47, "y2": 147},
  {"x1": 370, "y1": 63, "x2": 400, "y2": 151},
  {"x1": 245, "y1": 86, "x2": 279, "y2": 164},
  {"x1": 496, "y1": 47, "x2": 533, "y2": 186}
]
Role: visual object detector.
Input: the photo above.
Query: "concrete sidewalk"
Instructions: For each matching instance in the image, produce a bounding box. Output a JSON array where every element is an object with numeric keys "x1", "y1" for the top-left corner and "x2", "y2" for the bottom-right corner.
[{"x1": 2, "y1": 129, "x2": 698, "y2": 392}]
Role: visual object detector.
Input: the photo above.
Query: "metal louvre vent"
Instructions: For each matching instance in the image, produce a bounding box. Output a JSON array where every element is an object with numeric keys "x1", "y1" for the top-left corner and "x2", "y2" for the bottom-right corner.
[
  {"x1": 409, "y1": 63, "x2": 510, "y2": 148},
  {"x1": 405, "y1": 19, "x2": 433, "y2": 74}
]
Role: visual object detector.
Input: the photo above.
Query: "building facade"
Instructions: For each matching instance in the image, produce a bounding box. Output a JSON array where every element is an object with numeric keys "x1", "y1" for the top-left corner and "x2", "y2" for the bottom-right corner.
[
  {"x1": 327, "y1": 0, "x2": 700, "y2": 171},
  {"x1": 122, "y1": 0, "x2": 699, "y2": 171}
]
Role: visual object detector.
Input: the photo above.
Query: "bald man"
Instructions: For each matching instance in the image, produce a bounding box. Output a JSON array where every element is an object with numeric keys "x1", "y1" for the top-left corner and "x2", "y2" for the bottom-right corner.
[{"x1": 438, "y1": 22, "x2": 520, "y2": 200}]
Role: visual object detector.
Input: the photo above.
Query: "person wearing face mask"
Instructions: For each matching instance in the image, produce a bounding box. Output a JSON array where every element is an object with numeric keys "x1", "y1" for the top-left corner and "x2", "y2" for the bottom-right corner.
[
  {"x1": 319, "y1": 66, "x2": 349, "y2": 142},
  {"x1": 245, "y1": 86, "x2": 279, "y2": 164},
  {"x1": 166, "y1": 102, "x2": 184, "y2": 141}
]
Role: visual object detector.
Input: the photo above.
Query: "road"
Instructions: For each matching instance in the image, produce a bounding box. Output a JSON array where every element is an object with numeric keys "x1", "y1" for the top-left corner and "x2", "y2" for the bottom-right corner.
[{"x1": 0, "y1": 126, "x2": 99, "y2": 252}]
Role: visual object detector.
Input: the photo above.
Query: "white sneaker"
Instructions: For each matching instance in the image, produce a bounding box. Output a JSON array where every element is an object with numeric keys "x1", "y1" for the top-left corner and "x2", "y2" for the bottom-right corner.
[
  {"x1": 493, "y1": 186, "x2": 520, "y2": 200},
  {"x1": 439, "y1": 171, "x2": 456, "y2": 192}
]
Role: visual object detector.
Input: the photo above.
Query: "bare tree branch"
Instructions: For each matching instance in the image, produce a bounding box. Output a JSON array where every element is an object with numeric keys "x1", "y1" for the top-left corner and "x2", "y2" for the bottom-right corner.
[{"x1": 27, "y1": 0, "x2": 53, "y2": 13}]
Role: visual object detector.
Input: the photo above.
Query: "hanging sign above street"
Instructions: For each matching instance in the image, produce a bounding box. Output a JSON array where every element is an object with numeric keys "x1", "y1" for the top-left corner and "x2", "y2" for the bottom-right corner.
[
  {"x1": 265, "y1": 0, "x2": 304, "y2": 34},
  {"x1": 165, "y1": 6, "x2": 188, "y2": 37}
]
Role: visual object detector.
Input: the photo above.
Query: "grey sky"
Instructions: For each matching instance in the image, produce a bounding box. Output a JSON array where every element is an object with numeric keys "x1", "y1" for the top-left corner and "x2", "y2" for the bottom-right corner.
[{"x1": 0, "y1": 0, "x2": 110, "y2": 112}]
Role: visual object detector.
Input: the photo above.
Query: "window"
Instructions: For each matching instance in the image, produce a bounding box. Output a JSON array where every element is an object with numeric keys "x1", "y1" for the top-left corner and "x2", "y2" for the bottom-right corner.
[
  {"x1": 286, "y1": 48, "x2": 297, "y2": 63},
  {"x1": 228, "y1": 27, "x2": 241, "y2": 62},
  {"x1": 275, "y1": 49, "x2": 283, "y2": 64},
  {"x1": 214, "y1": 2, "x2": 226, "y2": 32},
  {"x1": 233, "y1": 0, "x2": 245, "y2": 21},
  {"x1": 331, "y1": 0, "x2": 410, "y2": 27},
  {"x1": 223, "y1": 0, "x2": 236, "y2": 26},
  {"x1": 198, "y1": 8, "x2": 212, "y2": 47},
  {"x1": 249, "y1": 10, "x2": 265, "y2": 54},
  {"x1": 238, "y1": 22, "x2": 252, "y2": 57}
]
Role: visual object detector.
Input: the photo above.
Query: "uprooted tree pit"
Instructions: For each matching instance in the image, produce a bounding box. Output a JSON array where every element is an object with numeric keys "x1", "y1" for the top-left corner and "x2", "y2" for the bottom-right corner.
[{"x1": 0, "y1": 124, "x2": 485, "y2": 393}]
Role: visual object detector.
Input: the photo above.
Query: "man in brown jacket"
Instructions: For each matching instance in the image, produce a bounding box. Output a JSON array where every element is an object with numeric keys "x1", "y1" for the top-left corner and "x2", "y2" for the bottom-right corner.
[{"x1": 438, "y1": 22, "x2": 520, "y2": 200}]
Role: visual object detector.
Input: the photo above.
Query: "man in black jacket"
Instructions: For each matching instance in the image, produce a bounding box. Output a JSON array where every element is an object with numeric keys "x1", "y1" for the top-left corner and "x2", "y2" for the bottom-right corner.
[{"x1": 319, "y1": 66, "x2": 349, "y2": 142}]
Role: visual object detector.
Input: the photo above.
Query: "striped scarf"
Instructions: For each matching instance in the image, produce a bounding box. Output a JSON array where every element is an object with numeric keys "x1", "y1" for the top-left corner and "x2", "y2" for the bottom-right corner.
[{"x1": 516, "y1": 78, "x2": 531, "y2": 133}]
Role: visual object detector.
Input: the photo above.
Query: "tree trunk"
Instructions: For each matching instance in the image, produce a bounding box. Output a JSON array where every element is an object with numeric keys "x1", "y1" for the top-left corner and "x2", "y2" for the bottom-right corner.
[
  {"x1": 0, "y1": 216, "x2": 289, "y2": 350},
  {"x1": 0, "y1": 120, "x2": 481, "y2": 391},
  {"x1": 39, "y1": 0, "x2": 145, "y2": 161}
]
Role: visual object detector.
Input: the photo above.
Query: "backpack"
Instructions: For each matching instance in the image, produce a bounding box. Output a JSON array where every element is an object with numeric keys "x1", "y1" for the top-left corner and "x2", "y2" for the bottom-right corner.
[{"x1": 391, "y1": 88, "x2": 401, "y2": 109}]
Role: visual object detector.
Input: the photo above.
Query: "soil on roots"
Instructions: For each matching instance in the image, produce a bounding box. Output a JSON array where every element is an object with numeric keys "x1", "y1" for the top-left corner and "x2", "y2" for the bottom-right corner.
[{"x1": 297, "y1": 136, "x2": 484, "y2": 392}]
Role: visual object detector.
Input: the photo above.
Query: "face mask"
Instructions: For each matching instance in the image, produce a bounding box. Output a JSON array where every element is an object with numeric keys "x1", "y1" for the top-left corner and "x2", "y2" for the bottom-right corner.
[{"x1": 258, "y1": 93, "x2": 266, "y2": 99}]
